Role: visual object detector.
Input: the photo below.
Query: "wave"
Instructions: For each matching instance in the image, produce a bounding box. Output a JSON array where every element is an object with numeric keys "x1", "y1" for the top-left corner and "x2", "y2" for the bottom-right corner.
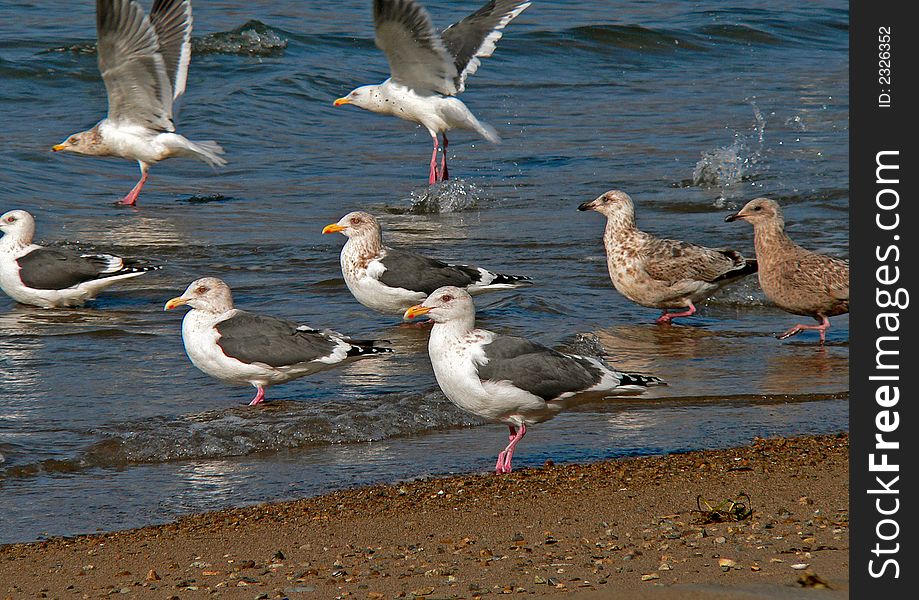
[{"x1": 41, "y1": 20, "x2": 287, "y2": 57}]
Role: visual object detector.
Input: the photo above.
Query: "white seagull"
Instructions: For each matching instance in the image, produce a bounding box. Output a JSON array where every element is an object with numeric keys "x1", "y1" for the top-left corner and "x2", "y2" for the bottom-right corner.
[
  {"x1": 164, "y1": 277, "x2": 393, "y2": 405},
  {"x1": 404, "y1": 287, "x2": 663, "y2": 473},
  {"x1": 0, "y1": 209, "x2": 160, "y2": 308},
  {"x1": 334, "y1": 0, "x2": 531, "y2": 184},
  {"x1": 52, "y1": 0, "x2": 226, "y2": 206},
  {"x1": 579, "y1": 190, "x2": 758, "y2": 324},
  {"x1": 322, "y1": 211, "x2": 531, "y2": 316}
]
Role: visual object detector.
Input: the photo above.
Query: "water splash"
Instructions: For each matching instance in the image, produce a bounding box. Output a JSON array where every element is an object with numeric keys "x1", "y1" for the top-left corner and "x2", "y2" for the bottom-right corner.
[
  {"x1": 405, "y1": 179, "x2": 484, "y2": 214},
  {"x1": 691, "y1": 102, "x2": 767, "y2": 207},
  {"x1": 193, "y1": 20, "x2": 288, "y2": 57}
]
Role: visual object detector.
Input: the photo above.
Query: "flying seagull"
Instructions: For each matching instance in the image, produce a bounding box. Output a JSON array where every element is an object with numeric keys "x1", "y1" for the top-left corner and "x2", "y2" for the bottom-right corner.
[
  {"x1": 334, "y1": 0, "x2": 531, "y2": 184},
  {"x1": 52, "y1": 0, "x2": 225, "y2": 206}
]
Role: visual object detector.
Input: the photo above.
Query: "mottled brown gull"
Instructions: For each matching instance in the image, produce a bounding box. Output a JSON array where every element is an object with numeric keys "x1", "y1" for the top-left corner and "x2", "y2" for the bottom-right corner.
[
  {"x1": 334, "y1": 0, "x2": 531, "y2": 184},
  {"x1": 52, "y1": 0, "x2": 225, "y2": 206},
  {"x1": 579, "y1": 190, "x2": 757, "y2": 324},
  {"x1": 404, "y1": 286, "x2": 663, "y2": 473},
  {"x1": 164, "y1": 278, "x2": 392, "y2": 405},
  {"x1": 726, "y1": 198, "x2": 849, "y2": 343},
  {"x1": 322, "y1": 211, "x2": 531, "y2": 316}
]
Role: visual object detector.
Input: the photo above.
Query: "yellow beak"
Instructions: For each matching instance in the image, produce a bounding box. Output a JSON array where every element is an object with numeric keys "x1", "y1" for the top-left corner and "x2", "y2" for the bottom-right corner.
[
  {"x1": 322, "y1": 223, "x2": 345, "y2": 234},
  {"x1": 403, "y1": 305, "x2": 432, "y2": 320},
  {"x1": 333, "y1": 97, "x2": 351, "y2": 106},
  {"x1": 51, "y1": 144, "x2": 66, "y2": 152},
  {"x1": 164, "y1": 296, "x2": 188, "y2": 311}
]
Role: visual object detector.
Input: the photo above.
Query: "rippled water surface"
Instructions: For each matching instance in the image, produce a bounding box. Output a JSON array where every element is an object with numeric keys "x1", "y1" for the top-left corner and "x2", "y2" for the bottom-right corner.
[{"x1": 0, "y1": 0, "x2": 848, "y2": 544}]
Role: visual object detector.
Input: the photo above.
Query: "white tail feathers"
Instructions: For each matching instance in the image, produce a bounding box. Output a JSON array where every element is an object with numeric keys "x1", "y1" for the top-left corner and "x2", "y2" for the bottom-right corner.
[
  {"x1": 185, "y1": 139, "x2": 227, "y2": 167},
  {"x1": 474, "y1": 119, "x2": 501, "y2": 144}
]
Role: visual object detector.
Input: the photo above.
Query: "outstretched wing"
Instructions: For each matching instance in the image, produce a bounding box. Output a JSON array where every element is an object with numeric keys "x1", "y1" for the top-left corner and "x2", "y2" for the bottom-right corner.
[
  {"x1": 373, "y1": 0, "x2": 458, "y2": 94},
  {"x1": 441, "y1": 0, "x2": 530, "y2": 92},
  {"x1": 149, "y1": 0, "x2": 193, "y2": 105},
  {"x1": 96, "y1": 0, "x2": 175, "y2": 130}
]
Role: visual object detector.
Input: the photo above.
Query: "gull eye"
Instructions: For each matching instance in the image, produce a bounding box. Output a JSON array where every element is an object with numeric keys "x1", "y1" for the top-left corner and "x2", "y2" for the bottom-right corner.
[
  {"x1": 350, "y1": 217, "x2": 360, "y2": 225},
  {"x1": 441, "y1": 294, "x2": 453, "y2": 302},
  {"x1": 753, "y1": 206, "x2": 763, "y2": 212},
  {"x1": 5, "y1": 216, "x2": 15, "y2": 223},
  {"x1": 195, "y1": 286, "x2": 208, "y2": 294}
]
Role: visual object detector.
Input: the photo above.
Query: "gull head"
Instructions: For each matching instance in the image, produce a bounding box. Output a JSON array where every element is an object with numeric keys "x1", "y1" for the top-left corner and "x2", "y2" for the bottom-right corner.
[
  {"x1": 52, "y1": 129, "x2": 103, "y2": 156},
  {"x1": 0, "y1": 209, "x2": 36, "y2": 243},
  {"x1": 404, "y1": 286, "x2": 475, "y2": 325},
  {"x1": 725, "y1": 198, "x2": 783, "y2": 229},
  {"x1": 333, "y1": 85, "x2": 381, "y2": 111},
  {"x1": 322, "y1": 211, "x2": 382, "y2": 241},
  {"x1": 165, "y1": 277, "x2": 235, "y2": 314},
  {"x1": 577, "y1": 189, "x2": 636, "y2": 220}
]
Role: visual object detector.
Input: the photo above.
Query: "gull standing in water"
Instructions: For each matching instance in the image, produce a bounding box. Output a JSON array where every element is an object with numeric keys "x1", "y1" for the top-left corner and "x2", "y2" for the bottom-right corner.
[
  {"x1": 165, "y1": 278, "x2": 393, "y2": 405},
  {"x1": 726, "y1": 198, "x2": 849, "y2": 343},
  {"x1": 0, "y1": 210, "x2": 160, "y2": 307},
  {"x1": 52, "y1": 0, "x2": 226, "y2": 206},
  {"x1": 334, "y1": 0, "x2": 531, "y2": 185},
  {"x1": 404, "y1": 287, "x2": 663, "y2": 473}
]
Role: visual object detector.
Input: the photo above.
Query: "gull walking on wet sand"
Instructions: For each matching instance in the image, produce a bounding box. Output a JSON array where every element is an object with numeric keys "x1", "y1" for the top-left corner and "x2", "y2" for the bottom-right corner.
[
  {"x1": 52, "y1": 0, "x2": 226, "y2": 206},
  {"x1": 726, "y1": 198, "x2": 849, "y2": 343},
  {"x1": 0, "y1": 209, "x2": 160, "y2": 307},
  {"x1": 164, "y1": 277, "x2": 392, "y2": 405},
  {"x1": 579, "y1": 190, "x2": 758, "y2": 324},
  {"x1": 334, "y1": 0, "x2": 531, "y2": 184},
  {"x1": 323, "y1": 211, "x2": 531, "y2": 316},
  {"x1": 404, "y1": 287, "x2": 663, "y2": 473}
]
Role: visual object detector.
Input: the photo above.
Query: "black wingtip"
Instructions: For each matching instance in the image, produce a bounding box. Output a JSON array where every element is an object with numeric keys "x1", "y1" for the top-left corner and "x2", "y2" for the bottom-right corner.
[{"x1": 619, "y1": 372, "x2": 666, "y2": 387}]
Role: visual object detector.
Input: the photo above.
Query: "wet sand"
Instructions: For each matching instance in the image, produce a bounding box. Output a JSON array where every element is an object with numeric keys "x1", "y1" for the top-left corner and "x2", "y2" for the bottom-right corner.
[{"x1": 0, "y1": 433, "x2": 849, "y2": 599}]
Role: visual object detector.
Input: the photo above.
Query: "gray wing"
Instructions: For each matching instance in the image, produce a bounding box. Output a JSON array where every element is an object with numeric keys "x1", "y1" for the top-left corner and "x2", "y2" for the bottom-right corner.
[
  {"x1": 149, "y1": 0, "x2": 192, "y2": 104},
  {"x1": 16, "y1": 247, "x2": 126, "y2": 290},
  {"x1": 477, "y1": 335, "x2": 604, "y2": 402},
  {"x1": 97, "y1": 0, "x2": 174, "y2": 130},
  {"x1": 215, "y1": 312, "x2": 347, "y2": 368},
  {"x1": 440, "y1": 0, "x2": 530, "y2": 93},
  {"x1": 373, "y1": 0, "x2": 458, "y2": 94},
  {"x1": 375, "y1": 248, "x2": 481, "y2": 294},
  {"x1": 642, "y1": 238, "x2": 747, "y2": 285}
]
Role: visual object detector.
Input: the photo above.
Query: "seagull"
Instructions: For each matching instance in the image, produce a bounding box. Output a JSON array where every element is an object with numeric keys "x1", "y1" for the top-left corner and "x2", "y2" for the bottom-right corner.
[
  {"x1": 726, "y1": 198, "x2": 849, "y2": 343},
  {"x1": 334, "y1": 0, "x2": 531, "y2": 185},
  {"x1": 579, "y1": 190, "x2": 758, "y2": 324},
  {"x1": 52, "y1": 0, "x2": 226, "y2": 206},
  {"x1": 404, "y1": 286, "x2": 663, "y2": 473},
  {"x1": 0, "y1": 209, "x2": 160, "y2": 307},
  {"x1": 164, "y1": 277, "x2": 393, "y2": 405},
  {"x1": 322, "y1": 211, "x2": 531, "y2": 315}
]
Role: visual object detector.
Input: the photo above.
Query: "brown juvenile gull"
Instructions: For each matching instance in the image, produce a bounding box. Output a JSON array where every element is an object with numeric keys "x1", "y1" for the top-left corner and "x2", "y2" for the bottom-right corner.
[
  {"x1": 52, "y1": 0, "x2": 226, "y2": 206},
  {"x1": 334, "y1": 0, "x2": 531, "y2": 185},
  {"x1": 404, "y1": 286, "x2": 663, "y2": 473},
  {"x1": 578, "y1": 190, "x2": 758, "y2": 324},
  {"x1": 164, "y1": 277, "x2": 393, "y2": 405},
  {"x1": 0, "y1": 209, "x2": 160, "y2": 307},
  {"x1": 726, "y1": 198, "x2": 849, "y2": 343},
  {"x1": 322, "y1": 211, "x2": 531, "y2": 316}
]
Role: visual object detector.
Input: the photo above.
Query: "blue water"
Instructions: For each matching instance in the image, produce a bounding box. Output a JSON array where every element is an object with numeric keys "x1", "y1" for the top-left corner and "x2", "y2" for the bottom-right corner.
[{"x1": 0, "y1": 0, "x2": 848, "y2": 544}]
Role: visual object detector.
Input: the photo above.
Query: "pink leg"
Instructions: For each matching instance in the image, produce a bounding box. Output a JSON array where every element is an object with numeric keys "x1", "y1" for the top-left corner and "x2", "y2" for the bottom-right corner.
[
  {"x1": 248, "y1": 385, "x2": 266, "y2": 406},
  {"x1": 117, "y1": 170, "x2": 148, "y2": 206},
  {"x1": 777, "y1": 316, "x2": 831, "y2": 343},
  {"x1": 495, "y1": 424, "x2": 527, "y2": 474},
  {"x1": 656, "y1": 302, "x2": 696, "y2": 324},
  {"x1": 439, "y1": 134, "x2": 449, "y2": 181},
  {"x1": 428, "y1": 136, "x2": 439, "y2": 185}
]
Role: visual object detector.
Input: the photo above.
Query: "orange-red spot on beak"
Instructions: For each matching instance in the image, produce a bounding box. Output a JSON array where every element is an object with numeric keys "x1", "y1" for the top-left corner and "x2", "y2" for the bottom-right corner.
[
  {"x1": 403, "y1": 305, "x2": 432, "y2": 320},
  {"x1": 322, "y1": 223, "x2": 345, "y2": 234},
  {"x1": 333, "y1": 97, "x2": 351, "y2": 107},
  {"x1": 164, "y1": 297, "x2": 188, "y2": 311}
]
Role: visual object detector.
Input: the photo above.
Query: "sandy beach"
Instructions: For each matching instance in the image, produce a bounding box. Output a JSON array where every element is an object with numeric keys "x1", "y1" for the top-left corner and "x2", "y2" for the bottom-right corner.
[{"x1": 1, "y1": 433, "x2": 848, "y2": 599}]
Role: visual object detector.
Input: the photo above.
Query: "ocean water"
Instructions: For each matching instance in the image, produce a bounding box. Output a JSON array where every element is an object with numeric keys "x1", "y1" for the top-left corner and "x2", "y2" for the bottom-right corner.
[{"x1": 0, "y1": 0, "x2": 848, "y2": 544}]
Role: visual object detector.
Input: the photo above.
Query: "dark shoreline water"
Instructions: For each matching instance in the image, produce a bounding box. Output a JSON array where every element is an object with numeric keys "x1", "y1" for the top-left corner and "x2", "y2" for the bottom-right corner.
[{"x1": 0, "y1": 0, "x2": 848, "y2": 543}]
